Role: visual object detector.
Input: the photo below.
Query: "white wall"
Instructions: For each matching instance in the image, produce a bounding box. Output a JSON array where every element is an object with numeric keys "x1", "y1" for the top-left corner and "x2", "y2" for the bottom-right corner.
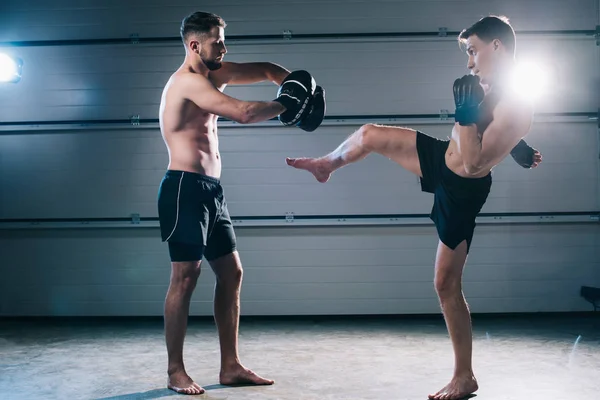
[
  {"x1": 0, "y1": 36, "x2": 596, "y2": 122},
  {"x1": 0, "y1": 0, "x2": 598, "y2": 316},
  {"x1": 0, "y1": 0, "x2": 596, "y2": 40},
  {"x1": 1, "y1": 224, "x2": 598, "y2": 316},
  {"x1": 0, "y1": 122, "x2": 598, "y2": 218}
]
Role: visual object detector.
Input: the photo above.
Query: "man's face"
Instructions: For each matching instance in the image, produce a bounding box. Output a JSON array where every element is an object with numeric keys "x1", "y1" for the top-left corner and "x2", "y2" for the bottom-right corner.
[
  {"x1": 198, "y1": 26, "x2": 227, "y2": 71},
  {"x1": 464, "y1": 34, "x2": 500, "y2": 85}
]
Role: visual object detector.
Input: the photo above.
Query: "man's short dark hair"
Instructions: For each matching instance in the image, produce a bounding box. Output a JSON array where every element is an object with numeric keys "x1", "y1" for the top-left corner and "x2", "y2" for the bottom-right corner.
[
  {"x1": 458, "y1": 15, "x2": 516, "y2": 56},
  {"x1": 180, "y1": 11, "x2": 226, "y2": 42}
]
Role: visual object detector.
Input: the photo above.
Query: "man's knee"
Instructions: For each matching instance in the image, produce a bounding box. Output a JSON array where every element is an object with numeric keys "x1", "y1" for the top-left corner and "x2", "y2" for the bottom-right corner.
[
  {"x1": 170, "y1": 260, "x2": 202, "y2": 293},
  {"x1": 360, "y1": 123, "x2": 380, "y2": 151},
  {"x1": 210, "y1": 252, "x2": 243, "y2": 286},
  {"x1": 434, "y1": 272, "x2": 461, "y2": 299},
  {"x1": 434, "y1": 240, "x2": 468, "y2": 298},
  {"x1": 217, "y1": 263, "x2": 243, "y2": 287}
]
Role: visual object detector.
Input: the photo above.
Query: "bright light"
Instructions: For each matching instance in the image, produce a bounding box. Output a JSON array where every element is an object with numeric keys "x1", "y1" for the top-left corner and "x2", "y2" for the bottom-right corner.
[
  {"x1": 0, "y1": 53, "x2": 22, "y2": 83},
  {"x1": 509, "y1": 60, "x2": 549, "y2": 102}
]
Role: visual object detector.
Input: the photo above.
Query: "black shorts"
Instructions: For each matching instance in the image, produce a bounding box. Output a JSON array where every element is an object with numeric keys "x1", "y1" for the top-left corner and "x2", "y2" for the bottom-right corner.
[
  {"x1": 157, "y1": 170, "x2": 237, "y2": 262},
  {"x1": 416, "y1": 131, "x2": 492, "y2": 253}
]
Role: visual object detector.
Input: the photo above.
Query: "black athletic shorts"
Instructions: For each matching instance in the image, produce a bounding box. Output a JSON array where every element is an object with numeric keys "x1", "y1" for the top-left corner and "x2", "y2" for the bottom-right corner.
[
  {"x1": 157, "y1": 170, "x2": 237, "y2": 262},
  {"x1": 416, "y1": 131, "x2": 492, "y2": 253}
]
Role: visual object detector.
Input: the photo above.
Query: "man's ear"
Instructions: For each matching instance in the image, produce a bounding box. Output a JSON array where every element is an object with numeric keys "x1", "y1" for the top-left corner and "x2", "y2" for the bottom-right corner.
[{"x1": 189, "y1": 39, "x2": 201, "y2": 54}]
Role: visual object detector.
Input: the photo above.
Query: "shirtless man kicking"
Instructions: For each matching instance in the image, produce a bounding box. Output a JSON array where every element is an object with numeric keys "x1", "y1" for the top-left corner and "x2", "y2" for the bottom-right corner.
[
  {"x1": 157, "y1": 11, "x2": 324, "y2": 395},
  {"x1": 287, "y1": 15, "x2": 536, "y2": 400}
]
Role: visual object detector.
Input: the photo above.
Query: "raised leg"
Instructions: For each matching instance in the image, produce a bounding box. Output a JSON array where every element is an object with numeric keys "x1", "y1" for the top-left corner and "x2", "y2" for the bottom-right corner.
[{"x1": 286, "y1": 123, "x2": 423, "y2": 181}]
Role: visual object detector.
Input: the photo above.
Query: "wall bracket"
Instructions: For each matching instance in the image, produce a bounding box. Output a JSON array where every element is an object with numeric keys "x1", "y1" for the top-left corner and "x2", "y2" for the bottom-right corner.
[
  {"x1": 285, "y1": 212, "x2": 294, "y2": 223},
  {"x1": 130, "y1": 213, "x2": 140, "y2": 224},
  {"x1": 130, "y1": 115, "x2": 140, "y2": 126}
]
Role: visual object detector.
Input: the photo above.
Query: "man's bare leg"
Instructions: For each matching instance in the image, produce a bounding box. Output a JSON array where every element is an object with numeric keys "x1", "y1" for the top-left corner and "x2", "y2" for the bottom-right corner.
[
  {"x1": 286, "y1": 123, "x2": 422, "y2": 180},
  {"x1": 429, "y1": 240, "x2": 478, "y2": 400},
  {"x1": 165, "y1": 260, "x2": 205, "y2": 395},
  {"x1": 209, "y1": 251, "x2": 274, "y2": 386}
]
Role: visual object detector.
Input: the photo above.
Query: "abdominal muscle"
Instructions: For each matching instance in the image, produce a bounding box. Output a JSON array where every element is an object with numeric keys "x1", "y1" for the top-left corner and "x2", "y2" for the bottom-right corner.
[
  {"x1": 164, "y1": 128, "x2": 222, "y2": 178},
  {"x1": 160, "y1": 92, "x2": 223, "y2": 179}
]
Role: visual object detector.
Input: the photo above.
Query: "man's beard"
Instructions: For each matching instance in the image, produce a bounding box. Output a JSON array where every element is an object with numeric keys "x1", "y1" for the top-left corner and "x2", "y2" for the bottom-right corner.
[
  {"x1": 201, "y1": 52, "x2": 222, "y2": 71},
  {"x1": 203, "y1": 58, "x2": 222, "y2": 71}
]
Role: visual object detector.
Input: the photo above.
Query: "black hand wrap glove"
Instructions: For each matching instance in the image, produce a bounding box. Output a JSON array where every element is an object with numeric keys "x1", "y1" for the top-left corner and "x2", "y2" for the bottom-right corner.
[{"x1": 453, "y1": 75, "x2": 485, "y2": 126}]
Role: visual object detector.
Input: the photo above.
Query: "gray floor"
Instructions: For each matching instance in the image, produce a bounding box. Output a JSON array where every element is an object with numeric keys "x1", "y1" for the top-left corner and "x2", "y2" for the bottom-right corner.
[{"x1": 1, "y1": 314, "x2": 599, "y2": 400}]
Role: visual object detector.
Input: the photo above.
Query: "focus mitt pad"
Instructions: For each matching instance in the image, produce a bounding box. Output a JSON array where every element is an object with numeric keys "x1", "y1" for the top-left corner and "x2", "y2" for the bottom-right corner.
[
  {"x1": 273, "y1": 70, "x2": 315, "y2": 126},
  {"x1": 298, "y1": 85, "x2": 326, "y2": 132}
]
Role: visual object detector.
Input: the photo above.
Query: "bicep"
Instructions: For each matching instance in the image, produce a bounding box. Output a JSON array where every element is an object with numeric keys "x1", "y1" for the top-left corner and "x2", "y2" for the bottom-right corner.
[
  {"x1": 182, "y1": 76, "x2": 247, "y2": 121},
  {"x1": 219, "y1": 62, "x2": 270, "y2": 85},
  {"x1": 480, "y1": 109, "x2": 532, "y2": 167}
]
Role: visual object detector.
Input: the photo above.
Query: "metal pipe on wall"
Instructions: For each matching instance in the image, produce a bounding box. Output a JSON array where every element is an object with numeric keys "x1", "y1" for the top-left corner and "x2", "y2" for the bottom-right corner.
[
  {"x1": 0, "y1": 29, "x2": 596, "y2": 48},
  {"x1": 0, "y1": 212, "x2": 598, "y2": 230},
  {"x1": 0, "y1": 113, "x2": 597, "y2": 134}
]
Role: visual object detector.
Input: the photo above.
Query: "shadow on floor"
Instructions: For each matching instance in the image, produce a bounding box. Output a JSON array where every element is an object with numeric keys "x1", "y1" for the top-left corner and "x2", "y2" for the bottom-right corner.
[
  {"x1": 94, "y1": 388, "x2": 177, "y2": 400},
  {"x1": 94, "y1": 384, "x2": 239, "y2": 400}
]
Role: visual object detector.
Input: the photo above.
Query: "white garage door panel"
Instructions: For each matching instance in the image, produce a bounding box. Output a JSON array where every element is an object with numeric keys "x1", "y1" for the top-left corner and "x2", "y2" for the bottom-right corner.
[
  {"x1": 4, "y1": 266, "x2": 446, "y2": 288},
  {"x1": 1, "y1": 38, "x2": 595, "y2": 122},
  {"x1": 5, "y1": 262, "x2": 595, "y2": 288},
  {"x1": 3, "y1": 170, "x2": 595, "y2": 219},
  {"x1": 2, "y1": 279, "x2": 590, "y2": 304},
  {"x1": 1, "y1": 224, "x2": 598, "y2": 316},
  {"x1": 1, "y1": 0, "x2": 596, "y2": 42},
  {"x1": 1, "y1": 120, "x2": 597, "y2": 219},
  {"x1": 492, "y1": 161, "x2": 598, "y2": 182},
  {"x1": 0, "y1": 1, "x2": 598, "y2": 320},
  {"x1": 3, "y1": 297, "x2": 590, "y2": 316}
]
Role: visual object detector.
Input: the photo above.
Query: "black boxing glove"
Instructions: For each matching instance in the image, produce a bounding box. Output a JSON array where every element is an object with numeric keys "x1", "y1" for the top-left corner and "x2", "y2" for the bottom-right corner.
[
  {"x1": 273, "y1": 70, "x2": 315, "y2": 126},
  {"x1": 297, "y1": 85, "x2": 326, "y2": 132},
  {"x1": 453, "y1": 75, "x2": 485, "y2": 126},
  {"x1": 510, "y1": 139, "x2": 537, "y2": 168}
]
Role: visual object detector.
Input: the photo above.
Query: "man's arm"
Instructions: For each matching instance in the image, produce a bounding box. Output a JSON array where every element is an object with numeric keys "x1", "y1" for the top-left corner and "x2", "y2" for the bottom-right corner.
[
  {"x1": 180, "y1": 73, "x2": 285, "y2": 124},
  {"x1": 214, "y1": 62, "x2": 291, "y2": 86},
  {"x1": 457, "y1": 101, "x2": 533, "y2": 175}
]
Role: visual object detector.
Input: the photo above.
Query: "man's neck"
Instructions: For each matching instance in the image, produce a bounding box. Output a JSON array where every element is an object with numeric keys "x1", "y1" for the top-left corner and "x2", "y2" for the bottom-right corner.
[
  {"x1": 184, "y1": 55, "x2": 210, "y2": 77},
  {"x1": 488, "y1": 59, "x2": 516, "y2": 94}
]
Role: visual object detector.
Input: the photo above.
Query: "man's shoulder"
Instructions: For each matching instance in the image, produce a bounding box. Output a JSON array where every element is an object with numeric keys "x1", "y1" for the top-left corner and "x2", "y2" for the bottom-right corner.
[
  {"x1": 170, "y1": 69, "x2": 209, "y2": 88},
  {"x1": 166, "y1": 70, "x2": 222, "y2": 105},
  {"x1": 495, "y1": 94, "x2": 534, "y2": 127}
]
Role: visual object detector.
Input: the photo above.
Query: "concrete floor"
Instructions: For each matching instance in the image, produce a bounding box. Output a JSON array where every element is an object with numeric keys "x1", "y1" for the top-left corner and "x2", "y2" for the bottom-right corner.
[{"x1": 0, "y1": 314, "x2": 599, "y2": 400}]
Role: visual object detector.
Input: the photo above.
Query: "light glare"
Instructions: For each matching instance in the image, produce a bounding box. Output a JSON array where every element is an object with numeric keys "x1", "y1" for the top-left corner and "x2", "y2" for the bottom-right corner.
[
  {"x1": 510, "y1": 60, "x2": 548, "y2": 102},
  {"x1": 0, "y1": 53, "x2": 21, "y2": 83}
]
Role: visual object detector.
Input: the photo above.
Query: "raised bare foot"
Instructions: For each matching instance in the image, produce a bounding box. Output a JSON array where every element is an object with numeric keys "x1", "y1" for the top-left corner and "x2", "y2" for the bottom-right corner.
[
  {"x1": 286, "y1": 157, "x2": 332, "y2": 183},
  {"x1": 220, "y1": 364, "x2": 274, "y2": 386},
  {"x1": 167, "y1": 370, "x2": 204, "y2": 395},
  {"x1": 428, "y1": 374, "x2": 478, "y2": 400}
]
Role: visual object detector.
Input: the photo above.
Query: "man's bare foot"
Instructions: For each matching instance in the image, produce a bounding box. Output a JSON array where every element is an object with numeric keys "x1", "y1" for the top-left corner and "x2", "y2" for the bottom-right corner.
[
  {"x1": 220, "y1": 364, "x2": 274, "y2": 386},
  {"x1": 167, "y1": 370, "x2": 205, "y2": 395},
  {"x1": 428, "y1": 374, "x2": 478, "y2": 400},
  {"x1": 286, "y1": 157, "x2": 332, "y2": 183}
]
